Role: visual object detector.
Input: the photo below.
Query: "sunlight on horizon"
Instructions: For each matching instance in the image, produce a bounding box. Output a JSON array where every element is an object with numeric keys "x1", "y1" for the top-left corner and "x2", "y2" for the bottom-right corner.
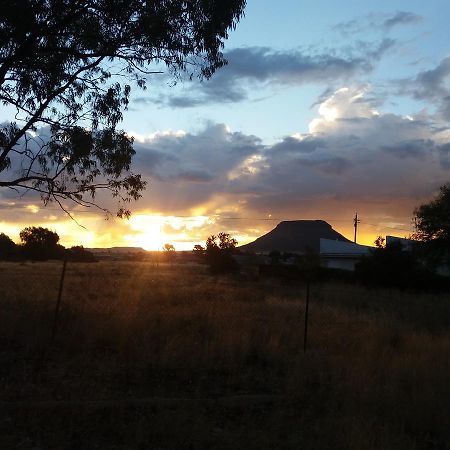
[{"x1": 125, "y1": 214, "x2": 213, "y2": 251}]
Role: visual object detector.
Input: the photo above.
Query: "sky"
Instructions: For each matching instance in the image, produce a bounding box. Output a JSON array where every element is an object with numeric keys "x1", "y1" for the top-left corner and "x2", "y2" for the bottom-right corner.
[{"x1": 2, "y1": 0, "x2": 450, "y2": 250}]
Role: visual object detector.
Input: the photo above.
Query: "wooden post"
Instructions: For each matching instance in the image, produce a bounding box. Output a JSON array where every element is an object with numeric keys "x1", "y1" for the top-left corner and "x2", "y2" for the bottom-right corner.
[
  {"x1": 303, "y1": 278, "x2": 310, "y2": 353},
  {"x1": 52, "y1": 256, "x2": 67, "y2": 341}
]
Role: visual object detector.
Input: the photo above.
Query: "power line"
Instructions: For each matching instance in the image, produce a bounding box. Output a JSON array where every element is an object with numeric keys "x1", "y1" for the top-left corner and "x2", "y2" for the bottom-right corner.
[{"x1": 0, "y1": 203, "x2": 415, "y2": 233}]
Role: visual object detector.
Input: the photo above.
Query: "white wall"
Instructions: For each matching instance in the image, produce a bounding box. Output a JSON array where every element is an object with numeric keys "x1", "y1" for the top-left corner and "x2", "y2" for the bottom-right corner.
[{"x1": 320, "y1": 238, "x2": 373, "y2": 255}]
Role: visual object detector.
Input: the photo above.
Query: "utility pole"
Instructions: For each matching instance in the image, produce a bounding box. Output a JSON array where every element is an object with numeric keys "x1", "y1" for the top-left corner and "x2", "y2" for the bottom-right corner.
[{"x1": 353, "y1": 213, "x2": 360, "y2": 243}]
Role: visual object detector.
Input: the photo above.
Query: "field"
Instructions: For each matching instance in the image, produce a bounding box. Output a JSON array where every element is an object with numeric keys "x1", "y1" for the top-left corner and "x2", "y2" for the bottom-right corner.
[{"x1": 0, "y1": 260, "x2": 449, "y2": 449}]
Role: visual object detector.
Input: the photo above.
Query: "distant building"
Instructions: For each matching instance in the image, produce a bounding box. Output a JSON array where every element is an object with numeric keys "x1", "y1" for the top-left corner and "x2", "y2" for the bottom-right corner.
[
  {"x1": 386, "y1": 235, "x2": 415, "y2": 251},
  {"x1": 319, "y1": 238, "x2": 373, "y2": 271}
]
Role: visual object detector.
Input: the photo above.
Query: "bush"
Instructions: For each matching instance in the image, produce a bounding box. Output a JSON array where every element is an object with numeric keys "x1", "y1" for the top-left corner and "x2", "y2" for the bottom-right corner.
[
  {"x1": 205, "y1": 233, "x2": 238, "y2": 274},
  {"x1": 67, "y1": 246, "x2": 97, "y2": 263},
  {"x1": 0, "y1": 233, "x2": 19, "y2": 260},
  {"x1": 355, "y1": 242, "x2": 450, "y2": 291},
  {"x1": 19, "y1": 226, "x2": 65, "y2": 261}
]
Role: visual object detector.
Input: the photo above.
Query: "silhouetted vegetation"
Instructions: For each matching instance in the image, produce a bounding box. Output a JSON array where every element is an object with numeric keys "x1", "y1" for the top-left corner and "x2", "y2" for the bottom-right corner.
[
  {"x1": 413, "y1": 183, "x2": 450, "y2": 270},
  {"x1": 19, "y1": 226, "x2": 65, "y2": 261},
  {"x1": 67, "y1": 246, "x2": 97, "y2": 263},
  {"x1": 355, "y1": 241, "x2": 450, "y2": 291},
  {"x1": 205, "y1": 232, "x2": 238, "y2": 274},
  {"x1": 0, "y1": 1, "x2": 246, "y2": 215},
  {"x1": 0, "y1": 232, "x2": 19, "y2": 260},
  {"x1": 0, "y1": 227, "x2": 101, "y2": 262}
]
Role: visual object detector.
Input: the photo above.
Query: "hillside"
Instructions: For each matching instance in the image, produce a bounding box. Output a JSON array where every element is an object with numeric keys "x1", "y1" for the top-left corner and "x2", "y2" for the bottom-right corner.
[{"x1": 240, "y1": 220, "x2": 351, "y2": 254}]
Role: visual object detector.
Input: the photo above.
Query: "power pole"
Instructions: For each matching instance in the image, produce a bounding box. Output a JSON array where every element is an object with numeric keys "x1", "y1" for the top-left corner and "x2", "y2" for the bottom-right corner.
[{"x1": 353, "y1": 213, "x2": 360, "y2": 243}]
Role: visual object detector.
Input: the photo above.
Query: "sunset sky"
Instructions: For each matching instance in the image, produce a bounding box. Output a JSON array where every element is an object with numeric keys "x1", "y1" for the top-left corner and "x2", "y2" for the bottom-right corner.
[{"x1": 2, "y1": 0, "x2": 450, "y2": 250}]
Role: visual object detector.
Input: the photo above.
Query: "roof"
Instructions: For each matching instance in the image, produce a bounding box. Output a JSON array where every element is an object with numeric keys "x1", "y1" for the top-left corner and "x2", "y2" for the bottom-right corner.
[{"x1": 319, "y1": 238, "x2": 373, "y2": 256}]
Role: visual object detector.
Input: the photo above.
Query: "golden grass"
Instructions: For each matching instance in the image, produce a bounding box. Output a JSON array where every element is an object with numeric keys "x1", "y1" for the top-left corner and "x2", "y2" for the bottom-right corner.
[{"x1": 0, "y1": 261, "x2": 449, "y2": 449}]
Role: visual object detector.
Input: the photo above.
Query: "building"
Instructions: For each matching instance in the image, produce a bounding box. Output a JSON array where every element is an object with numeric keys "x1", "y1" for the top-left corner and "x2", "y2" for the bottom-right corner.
[{"x1": 319, "y1": 238, "x2": 373, "y2": 271}]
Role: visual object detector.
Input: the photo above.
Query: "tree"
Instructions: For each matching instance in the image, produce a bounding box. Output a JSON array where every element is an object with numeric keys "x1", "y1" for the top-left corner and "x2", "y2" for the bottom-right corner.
[
  {"x1": 19, "y1": 226, "x2": 64, "y2": 260},
  {"x1": 205, "y1": 232, "x2": 238, "y2": 274},
  {"x1": 67, "y1": 245, "x2": 97, "y2": 262},
  {"x1": 0, "y1": 1, "x2": 246, "y2": 217},
  {"x1": 0, "y1": 232, "x2": 18, "y2": 260},
  {"x1": 374, "y1": 235, "x2": 385, "y2": 249},
  {"x1": 414, "y1": 183, "x2": 450, "y2": 245},
  {"x1": 163, "y1": 242, "x2": 175, "y2": 263},
  {"x1": 355, "y1": 241, "x2": 443, "y2": 291},
  {"x1": 163, "y1": 243, "x2": 175, "y2": 252}
]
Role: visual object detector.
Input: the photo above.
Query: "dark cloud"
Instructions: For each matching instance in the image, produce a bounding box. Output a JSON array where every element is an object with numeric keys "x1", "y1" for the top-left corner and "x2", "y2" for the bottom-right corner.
[
  {"x1": 176, "y1": 170, "x2": 214, "y2": 183},
  {"x1": 270, "y1": 136, "x2": 327, "y2": 155},
  {"x1": 297, "y1": 156, "x2": 352, "y2": 175},
  {"x1": 333, "y1": 11, "x2": 422, "y2": 36},
  {"x1": 399, "y1": 57, "x2": 450, "y2": 121},
  {"x1": 414, "y1": 57, "x2": 450, "y2": 100},
  {"x1": 438, "y1": 143, "x2": 450, "y2": 169},
  {"x1": 126, "y1": 87, "x2": 450, "y2": 219},
  {"x1": 147, "y1": 42, "x2": 393, "y2": 108},
  {"x1": 383, "y1": 11, "x2": 423, "y2": 30},
  {"x1": 4, "y1": 88, "x2": 450, "y2": 241},
  {"x1": 381, "y1": 139, "x2": 433, "y2": 159}
]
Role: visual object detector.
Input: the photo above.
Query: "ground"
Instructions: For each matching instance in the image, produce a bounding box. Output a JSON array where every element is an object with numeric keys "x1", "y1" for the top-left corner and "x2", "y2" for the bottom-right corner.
[{"x1": 0, "y1": 261, "x2": 449, "y2": 449}]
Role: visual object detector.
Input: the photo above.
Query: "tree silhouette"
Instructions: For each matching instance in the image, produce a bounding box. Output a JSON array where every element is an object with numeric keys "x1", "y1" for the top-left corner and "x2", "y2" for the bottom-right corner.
[
  {"x1": 193, "y1": 244, "x2": 205, "y2": 253},
  {"x1": 19, "y1": 226, "x2": 64, "y2": 260},
  {"x1": 374, "y1": 235, "x2": 386, "y2": 249},
  {"x1": 0, "y1": 1, "x2": 246, "y2": 216},
  {"x1": 163, "y1": 243, "x2": 175, "y2": 252},
  {"x1": 67, "y1": 245, "x2": 97, "y2": 262},
  {"x1": 205, "y1": 232, "x2": 238, "y2": 274},
  {"x1": 414, "y1": 183, "x2": 450, "y2": 245},
  {"x1": 0, "y1": 232, "x2": 18, "y2": 260},
  {"x1": 413, "y1": 182, "x2": 450, "y2": 266}
]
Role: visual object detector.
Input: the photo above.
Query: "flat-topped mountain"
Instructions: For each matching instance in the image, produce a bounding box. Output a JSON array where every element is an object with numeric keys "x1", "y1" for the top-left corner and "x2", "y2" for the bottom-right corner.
[{"x1": 240, "y1": 220, "x2": 350, "y2": 254}]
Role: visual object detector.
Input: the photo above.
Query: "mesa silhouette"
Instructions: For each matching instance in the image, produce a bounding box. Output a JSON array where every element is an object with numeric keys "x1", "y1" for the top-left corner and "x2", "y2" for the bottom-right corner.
[{"x1": 240, "y1": 220, "x2": 350, "y2": 254}]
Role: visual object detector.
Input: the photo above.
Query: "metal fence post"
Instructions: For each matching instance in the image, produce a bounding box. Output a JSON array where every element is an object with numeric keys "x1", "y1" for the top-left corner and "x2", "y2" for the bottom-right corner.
[
  {"x1": 303, "y1": 278, "x2": 310, "y2": 352},
  {"x1": 52, "y1": 255, "x2": 68, "y2": 341}
]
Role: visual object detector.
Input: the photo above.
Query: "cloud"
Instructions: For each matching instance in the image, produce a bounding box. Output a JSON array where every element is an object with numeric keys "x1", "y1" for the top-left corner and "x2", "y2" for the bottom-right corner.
[
  {"x1": 3, "y1": 87, "x2": 450, "y2": 248},
  {"x1": 333, "y1": 11, "x2": 423, "y2": 36},
  {"x1": 123, "y1": 87, "x2": 450, "y2": 230},
  {"x1": 143, "y1": 41, "x2": 394, "y2": 108},
  {"x1": 413, "y1": 57, "x2": 450, "y2": 100},
  {"x1": 382, "y1": 11, "x2": 423, "y2": 30},
  {"x1": 398, "y1": 57, "x2": 450, "y2": 122}
]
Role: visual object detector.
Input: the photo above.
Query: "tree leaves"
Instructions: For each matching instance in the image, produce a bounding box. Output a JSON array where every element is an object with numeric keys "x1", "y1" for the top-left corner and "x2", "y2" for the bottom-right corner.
[{"x1": 0, "y1": 0, "x2": 246, "y2": 216}]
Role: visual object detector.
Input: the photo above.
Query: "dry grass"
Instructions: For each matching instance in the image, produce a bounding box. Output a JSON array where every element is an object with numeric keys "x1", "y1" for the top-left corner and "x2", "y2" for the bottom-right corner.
[{"x1": 0, "y1": 261, "x2": 449, "y2": 449}]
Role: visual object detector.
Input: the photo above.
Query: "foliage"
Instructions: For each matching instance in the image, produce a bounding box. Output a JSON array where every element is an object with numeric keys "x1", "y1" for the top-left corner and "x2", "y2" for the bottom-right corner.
[
  {"x1": 163, "y1": 243, "x2": 175, "y2": 252},
  {"x1": 0, "y1": 0, "x2": 246, "y2": 216},
  {"x1": 67, "y1": 245, "x2": 97, "y2": 262},
  {"x1": 19, "y1": 226, "x2": 64, "y2": 260},
  {"x1": 414, "y1": 183, "x2": 450, "y2": 243},
  {"x1": 192, "y1": 243, "x2": 205, "y2": 262},
  {"x1": 374, "y1": 235, "x2": 385, "y2": 248},
  {"x1": 205, "y1": 232, "x2": 238, "y2": 274},
  {"x1": 355, "y1": 241, "x2": 448, "y2": 291},
  {"x1": 413, "y1": 183, "x2": 450, "y2": 265},
  {"x1": 0, "y1": 232, "x2": 18, "y2": 260},
  {"x1": 163, "y1": 242, "x2": 176, "y2": 263}
]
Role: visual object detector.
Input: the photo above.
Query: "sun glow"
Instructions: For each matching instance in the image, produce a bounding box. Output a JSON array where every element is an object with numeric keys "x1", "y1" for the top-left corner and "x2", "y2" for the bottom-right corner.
[{"x1": 126, "y1": 214, "x2": 211, "y2": 251}]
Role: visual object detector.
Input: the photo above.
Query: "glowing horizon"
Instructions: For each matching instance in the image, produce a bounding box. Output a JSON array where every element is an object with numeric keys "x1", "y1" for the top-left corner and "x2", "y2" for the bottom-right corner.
[{"x1": 1, "y1": 206, "x2": 415, "y2": 251}]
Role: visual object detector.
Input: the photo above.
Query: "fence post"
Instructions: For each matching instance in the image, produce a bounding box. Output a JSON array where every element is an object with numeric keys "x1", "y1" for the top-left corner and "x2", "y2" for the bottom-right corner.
[
  {"x1": 52, "y1": 255, "x2": 68, "y2": 341},
  {"x1": 303, "y1": 278, "x2": 310, "y2": 352}
]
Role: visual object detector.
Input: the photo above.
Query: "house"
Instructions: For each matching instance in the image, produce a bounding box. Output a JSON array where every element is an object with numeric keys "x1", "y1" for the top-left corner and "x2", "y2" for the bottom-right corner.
[{"x1": 319, "y1": 238, "x2": 373, "y2": 271}]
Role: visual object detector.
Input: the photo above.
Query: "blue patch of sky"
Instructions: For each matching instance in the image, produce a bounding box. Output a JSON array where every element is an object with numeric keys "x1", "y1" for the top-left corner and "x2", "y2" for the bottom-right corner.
[
  {"x1": 2, "y1": 0, "x2": 449, "y2": 143},
  {"x1": 122, "y1": 0, "x2": 450, "y2": 141}
]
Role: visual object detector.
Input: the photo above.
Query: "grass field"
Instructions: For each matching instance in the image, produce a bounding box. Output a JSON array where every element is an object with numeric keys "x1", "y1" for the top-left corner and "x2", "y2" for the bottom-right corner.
[{"x1": 0, "y1": 261, "x2": 449, "y2": 449}]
